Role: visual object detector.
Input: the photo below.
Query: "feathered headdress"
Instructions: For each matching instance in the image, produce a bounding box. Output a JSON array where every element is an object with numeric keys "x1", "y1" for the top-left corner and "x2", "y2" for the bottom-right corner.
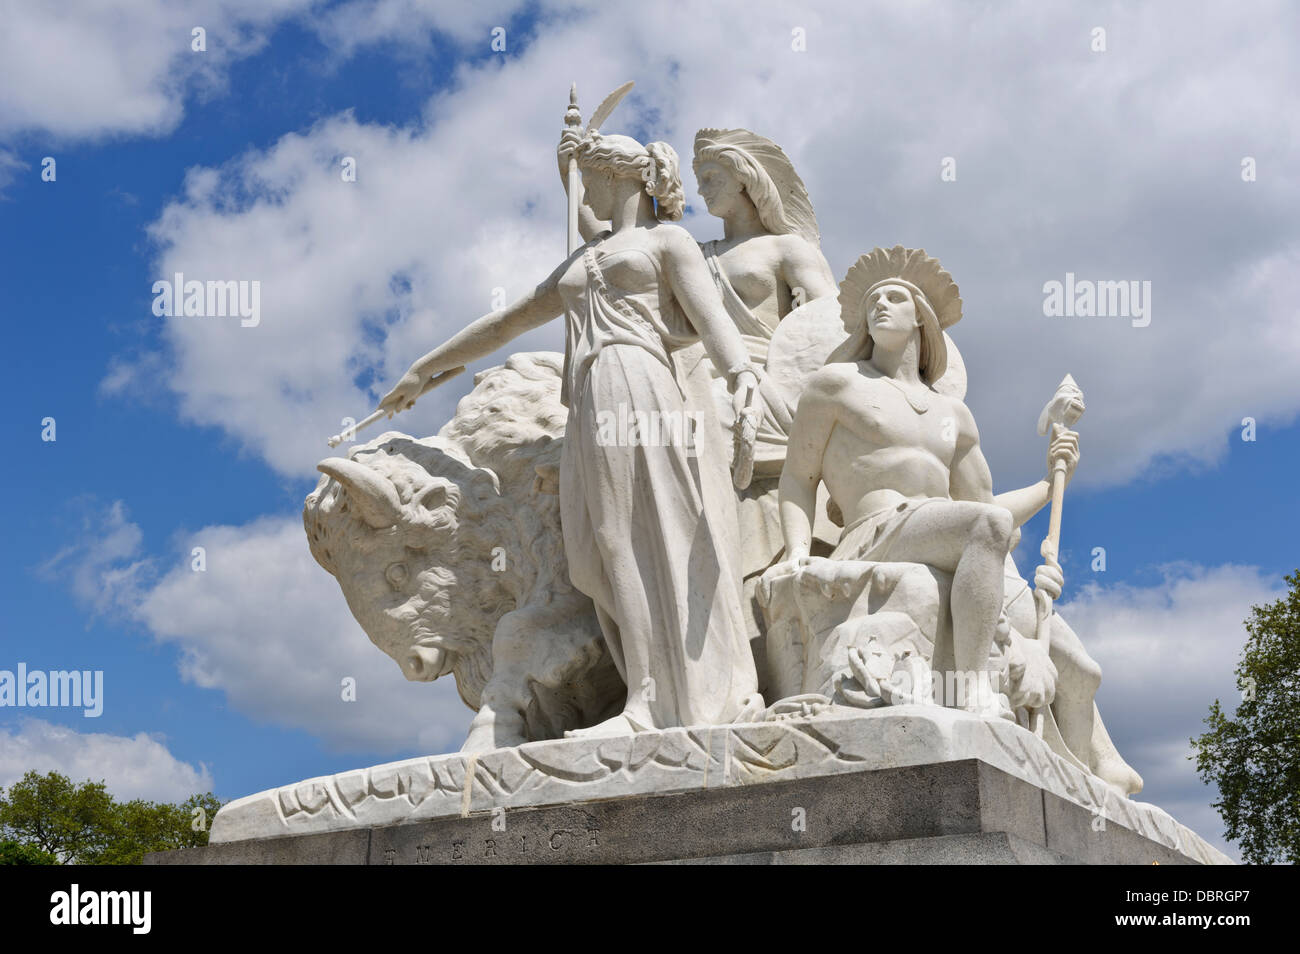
[{"x1": 831, "y1": 246, "x2": 963, "y2": 384}]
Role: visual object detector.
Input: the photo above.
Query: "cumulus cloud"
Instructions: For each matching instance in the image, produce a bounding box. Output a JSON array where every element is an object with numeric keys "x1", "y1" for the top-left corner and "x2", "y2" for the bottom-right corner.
[
  {"x1": 311, "y1": 0, "x2": 526, "y2": 56},
  {"x1": 0, "y1": 0, "x2": 320, "y2": 142},
  {"x1": 0, "y1": 718, "x2": 213, "y2": 803},
  {"x1": 37, "y1": 500, "x2": 155, "y2": 619},
  {"x1": 38, "y1": 500, "x2": 473, "y2": 755},
  {"x1": 99, "y1": 0, "x2": 1300, "y2": 491},
  {"x1": 134, "y1": 515, "x2": 474, "y2": 755},
  {"x1": 1058, "y1": 562, "x2": 1288, "y2": 859},
  {"x1": 140, "y1": 110, "x2": 566, "y2": 474}
]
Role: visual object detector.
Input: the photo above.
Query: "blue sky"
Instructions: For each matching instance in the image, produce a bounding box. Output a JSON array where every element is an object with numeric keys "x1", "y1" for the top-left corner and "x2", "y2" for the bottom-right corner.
[{"x1": 2, "y1": 1, "x2": 1298, "y2": 861}]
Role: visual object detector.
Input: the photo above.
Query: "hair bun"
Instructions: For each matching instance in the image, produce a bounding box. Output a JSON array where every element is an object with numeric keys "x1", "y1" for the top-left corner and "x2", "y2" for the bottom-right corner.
[{"x1": 645, "y1": 141, "x2": 685, "y2": 221}]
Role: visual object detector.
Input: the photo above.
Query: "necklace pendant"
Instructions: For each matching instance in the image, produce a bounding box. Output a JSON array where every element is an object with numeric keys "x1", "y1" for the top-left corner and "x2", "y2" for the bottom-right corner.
[{"x1": 884, "y1": 376, "x2": 929, "y2": 413}]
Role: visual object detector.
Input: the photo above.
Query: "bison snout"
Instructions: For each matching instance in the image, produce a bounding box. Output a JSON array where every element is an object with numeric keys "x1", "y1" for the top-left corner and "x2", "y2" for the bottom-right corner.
[{"x1": 403, "y1": 645, "x2": 449, "y2": 682}]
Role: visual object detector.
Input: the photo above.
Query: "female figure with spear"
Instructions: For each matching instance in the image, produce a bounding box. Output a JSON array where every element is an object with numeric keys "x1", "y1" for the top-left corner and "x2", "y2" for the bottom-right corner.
[{"x1": 374, "y1": 95, "x2": 765, "y2": 736}]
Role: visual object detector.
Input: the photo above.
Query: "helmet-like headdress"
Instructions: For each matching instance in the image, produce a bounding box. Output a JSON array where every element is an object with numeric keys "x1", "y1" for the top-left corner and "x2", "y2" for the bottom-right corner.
[
  {"x1": 693, "y1": 128, "x2": 821, "y2": 246},
  {"x1": 831, "y1": 246, "x2": 962, "y2": 384}
]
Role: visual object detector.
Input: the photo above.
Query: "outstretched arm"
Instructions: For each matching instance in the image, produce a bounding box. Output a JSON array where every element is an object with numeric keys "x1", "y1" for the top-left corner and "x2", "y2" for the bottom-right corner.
[{"x1": 378, "y1": 260, "x2": 568, "y2": 415}]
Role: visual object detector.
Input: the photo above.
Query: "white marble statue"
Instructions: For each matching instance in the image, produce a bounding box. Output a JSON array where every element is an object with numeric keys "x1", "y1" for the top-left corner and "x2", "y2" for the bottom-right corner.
[
  {"x1": 374, "y1": 127, "x2": 767, "y2": 737},
  {"x1": 578, "y1": 129, "x2": 841, "y2": 580},
  {"x1": 179, "y1": 78, "x2": 1262, "y2": 863},
  {"x1": 689, "y1": 129, "x2": 844, "y2": 600},
  {"x1": 690, "y1": 127, "x2": 836, "y2": 390},
  {"x1": 759, "y1": 245, "x2": 1142, "y2": 793},
  {"x1": 772, "y1": 246, "x2": 1076, "y2": 720},
  {"x1": 305, "y1": 97, "x2": 1140, "y2": 795}
]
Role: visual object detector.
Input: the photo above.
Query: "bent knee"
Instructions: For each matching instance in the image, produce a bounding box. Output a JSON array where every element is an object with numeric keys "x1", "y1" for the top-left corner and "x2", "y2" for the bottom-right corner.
[{"x1": 971, "y1": 504, "x2": 1014, "y2": 549}]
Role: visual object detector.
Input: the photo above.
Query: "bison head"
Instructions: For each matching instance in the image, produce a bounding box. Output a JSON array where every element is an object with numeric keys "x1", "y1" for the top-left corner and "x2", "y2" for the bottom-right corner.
[{"x1": 303, "y1": 434, "x2": 514, "y2": 709}]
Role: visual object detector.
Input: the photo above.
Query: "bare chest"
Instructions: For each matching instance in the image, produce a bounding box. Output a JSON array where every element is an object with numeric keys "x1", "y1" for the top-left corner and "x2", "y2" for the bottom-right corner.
[
  {"x1": 831, "y1": 378, "x2": 956, "y2": 461},
  {"x1": 712, "y1": 240, "x2": 785, "y2": 311}
]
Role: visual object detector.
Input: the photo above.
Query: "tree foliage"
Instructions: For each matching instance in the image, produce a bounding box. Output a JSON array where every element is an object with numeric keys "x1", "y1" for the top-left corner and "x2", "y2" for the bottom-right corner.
[
  {"x1": 0, "y1": 839, "x2": 57, "y2": 865},
  {"x1": 1192, "y1": 569, "x2": 1300, "y2": 864},
  {"x1": 0, "y1": 770, "x2": 221, "y2": 865}
]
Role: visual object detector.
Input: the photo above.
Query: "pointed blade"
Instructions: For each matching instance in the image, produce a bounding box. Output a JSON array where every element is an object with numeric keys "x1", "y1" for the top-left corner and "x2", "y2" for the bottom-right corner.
[
  {"x1": 1037, "y1": 373, "x2": 1086, "y2": 434},
  {"x1": 587, "y1": 81, "x2": 634, "y2": 133}
]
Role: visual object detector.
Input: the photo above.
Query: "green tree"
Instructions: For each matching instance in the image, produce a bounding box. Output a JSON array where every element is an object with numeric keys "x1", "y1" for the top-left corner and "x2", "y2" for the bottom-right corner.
[
  {"x1": 0, "y1": 771, "x2": 222, "y2": 864},
  {"x1": 0, "y1": 839, "x2": 57, "y2": 865},
  {"x1": 0, "y1": 770, "x2": 116, "y2": 863},
  {"x1": 1192, "y1": 569, "x2": 1300, "y2": 864},
  {"x1": 98, "y1": 792, "x2": 223, "y2": 865}
]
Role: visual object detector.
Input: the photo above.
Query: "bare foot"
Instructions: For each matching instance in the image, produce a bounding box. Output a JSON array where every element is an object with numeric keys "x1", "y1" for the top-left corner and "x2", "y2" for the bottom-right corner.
[{"x1": 1093, "y1": 753, "x2": 1144, "y2": 797}]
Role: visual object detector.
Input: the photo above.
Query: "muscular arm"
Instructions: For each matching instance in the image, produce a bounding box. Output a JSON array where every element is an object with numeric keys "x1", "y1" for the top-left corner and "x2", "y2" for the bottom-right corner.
[
  {"x1": 949, "y1": 401, "x2": 1052, "y2": 527},
  {"x1": 778, "y1": 368, "x2": 846, "y2": 561}
]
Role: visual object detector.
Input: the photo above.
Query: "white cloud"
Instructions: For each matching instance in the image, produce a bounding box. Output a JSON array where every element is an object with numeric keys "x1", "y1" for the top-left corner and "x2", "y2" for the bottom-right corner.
[
  {"x1": 1065, "y1": 563, "x2": 1279, "y2": 706},
  {"x1": 37, "y1": 500, "x2": 155, "y2": 619},
  {"x1": 38, "y1": 500, "x2": 474, "y2": 756},
  {"x1": 1058, "y1": 563, "x2": 1287, "y2": 860},
  {"x1": 0, "y1": 0, "x2": 319, "y2": 142},
  {"x1": 312, "y1": 0, "x2": 526, "y2": 56},
  {"x1": 0, "y1": 718, "x2": 212, "y2": 803},
  {"x1": 104, "y1": 0, "x2": 1300, "y2": 490},
  {"x1": 0, "y1": 148, "x2": 24, "y2": 192},
  {"x1": 139, "y1": 110, "x2": 566, "y2": 474},
  {"x1": 0, "y1": 0, "x2": 539, "y2": 147},
  {"x1": 135, "y1": 515, "x2": 474, "y2": 755}
]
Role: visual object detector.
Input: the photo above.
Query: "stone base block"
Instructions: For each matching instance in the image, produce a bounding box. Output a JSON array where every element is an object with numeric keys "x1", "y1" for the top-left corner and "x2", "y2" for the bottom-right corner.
[{"x1": 149, "y1": 707, "x2": 1230, "y2": 865}]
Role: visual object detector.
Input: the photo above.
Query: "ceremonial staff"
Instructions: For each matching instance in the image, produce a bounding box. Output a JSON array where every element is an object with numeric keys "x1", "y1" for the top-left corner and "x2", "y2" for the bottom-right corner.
[
  {"x1": 564, "y1": 80, "x2": 635, "y2": 253},
  {"x1": 1028, "y1": 374, "x2": 1085, "y2": 738}
]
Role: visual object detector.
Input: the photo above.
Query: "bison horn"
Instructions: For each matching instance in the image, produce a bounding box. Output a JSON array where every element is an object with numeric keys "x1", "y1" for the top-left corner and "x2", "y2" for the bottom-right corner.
[{"x1": 317, "y1": 457, "x2": 403, "y2": 529}]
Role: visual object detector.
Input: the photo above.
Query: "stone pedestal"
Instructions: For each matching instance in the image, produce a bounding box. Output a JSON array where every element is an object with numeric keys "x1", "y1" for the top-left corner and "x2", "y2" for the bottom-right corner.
[{"x1": 146, "y1": 707, "x2": 1231, "y2": 865}]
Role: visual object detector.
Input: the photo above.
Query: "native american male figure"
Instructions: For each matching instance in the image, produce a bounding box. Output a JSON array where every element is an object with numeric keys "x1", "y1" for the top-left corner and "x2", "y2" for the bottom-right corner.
[{"x1": 778, "y1": 247, "x2": 1074, "y2": 719}]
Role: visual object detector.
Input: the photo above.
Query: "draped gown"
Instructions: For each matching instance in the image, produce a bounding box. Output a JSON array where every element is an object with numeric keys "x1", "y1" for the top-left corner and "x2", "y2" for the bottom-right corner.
[{"x1": 556, "y1": 243, "x2": 759, "y2": 730}]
